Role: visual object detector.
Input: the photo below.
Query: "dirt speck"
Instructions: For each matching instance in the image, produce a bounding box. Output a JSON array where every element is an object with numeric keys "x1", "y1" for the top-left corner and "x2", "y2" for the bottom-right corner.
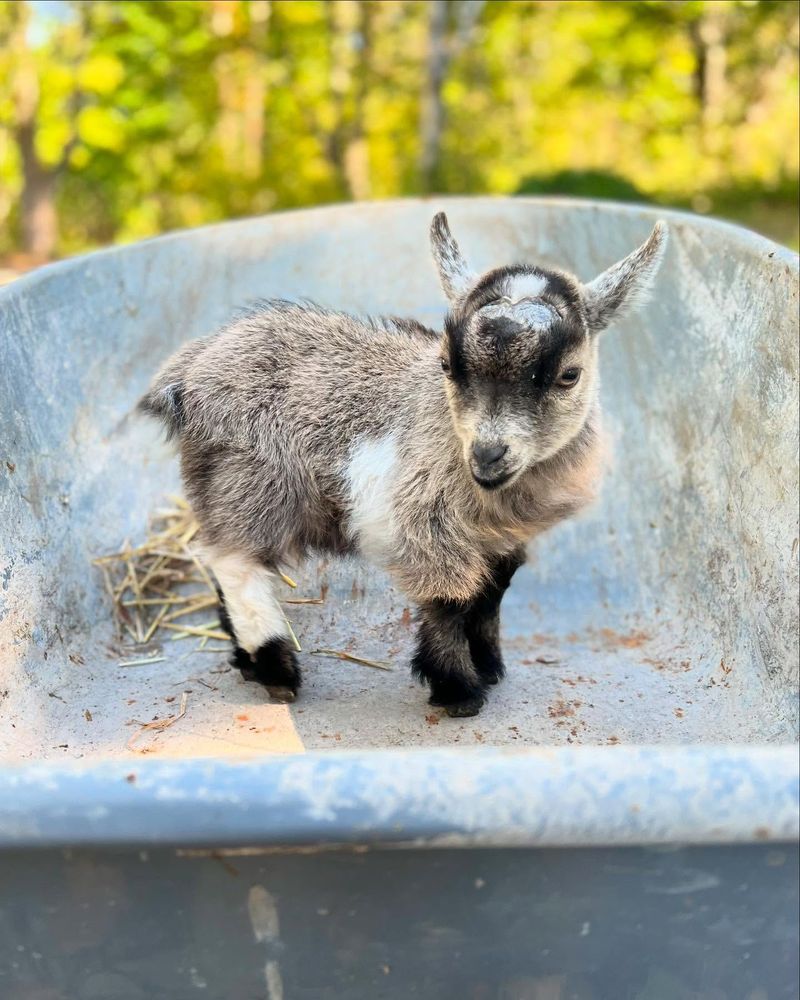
[
  {"x1": 561, "y1": 675, "x2": 597, "y2": 687},
  {"x1": 754, "y1": 826, "x2": 771, "y2": 840},
  {"x1": 125, "y1": 773, "x2": 137, "y2": 784},
  {"x1": 236, "y1": 713, "x2": 249, "y2": 722},
  {"x1": 400, "y1": 607, "x2": 412, "y2": 627},
  {"x1": 548, "y1": 699, "x2": 580, "y2": 719},
  {"x1": 607, "y1": 735, "x2": 620, "y2": 745},
  {"x1": 84, "y1": 709, "x2": 93, "y2": 722},
  {"x1": 599, "y1": 628, "x2": 650, "y2": 650},
  {"x1": 68, "y1": 652, "x2": 85, "y2": 665},
  {"x1": 425, "y1": 713, "x2": 440, "y2": 726},
  {"x1": 674, "y1": 707, "x2": 684, "y2": 718}
]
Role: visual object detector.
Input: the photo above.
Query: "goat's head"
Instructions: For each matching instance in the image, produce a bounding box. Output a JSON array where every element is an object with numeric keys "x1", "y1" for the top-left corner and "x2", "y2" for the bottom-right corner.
[{"x1": 430, "y1": 211, "x2": 667, "y2": 490}]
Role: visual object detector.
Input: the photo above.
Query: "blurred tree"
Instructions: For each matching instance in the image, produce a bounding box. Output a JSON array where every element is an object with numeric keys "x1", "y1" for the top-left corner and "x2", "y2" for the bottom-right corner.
[
  {"x1": 0, "y1": 0, "x2": 89, "y2": 259},
  {"x1": 419, "y1": 0, "x2": 483, "y2": 193},
  {"x1": 0, "y1": 0, "x2": 797, "y2": 267}
]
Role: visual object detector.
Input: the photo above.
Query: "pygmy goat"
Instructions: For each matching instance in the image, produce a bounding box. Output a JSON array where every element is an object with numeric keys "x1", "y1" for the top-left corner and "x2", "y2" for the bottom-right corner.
[{"x1": 140, "y1": 212, "x2": 667, "y2": 717}]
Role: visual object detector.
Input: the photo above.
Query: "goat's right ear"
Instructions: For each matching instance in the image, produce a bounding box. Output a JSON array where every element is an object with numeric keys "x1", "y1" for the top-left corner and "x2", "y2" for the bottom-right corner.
[
  {"x1": 581, "y1": 221, "x2": 668, "y2": 335},
  {"x1": 430, "y1": 212, "x2": 476, "y2": 305}
]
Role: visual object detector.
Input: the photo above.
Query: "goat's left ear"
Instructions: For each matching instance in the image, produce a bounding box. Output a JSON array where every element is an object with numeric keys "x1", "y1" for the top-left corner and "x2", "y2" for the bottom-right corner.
[
  {"x1": 581, "y1": 221, "x2": 668, "y2": 334},
  {"x1": 430, "y1": 211, "x2": 476, "y2": 305}
]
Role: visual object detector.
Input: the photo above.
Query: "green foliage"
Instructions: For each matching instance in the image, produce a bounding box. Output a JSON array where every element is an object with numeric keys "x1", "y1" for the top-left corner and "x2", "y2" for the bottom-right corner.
[
  {"x1": 516, "y1": 170, "x2": 648, "y2": 203},
  {"x1": 0, "y1": 0, "x2": 797, "y2": 262}
]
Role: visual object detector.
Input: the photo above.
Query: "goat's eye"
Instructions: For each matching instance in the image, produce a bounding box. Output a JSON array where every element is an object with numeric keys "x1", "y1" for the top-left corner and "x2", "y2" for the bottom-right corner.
[
  {"x1": 440, "y1": 357, "x2": 451, "y2": 375},
  {"x1": 556, "y1": 367, "x2": 581, "y2": 388}
]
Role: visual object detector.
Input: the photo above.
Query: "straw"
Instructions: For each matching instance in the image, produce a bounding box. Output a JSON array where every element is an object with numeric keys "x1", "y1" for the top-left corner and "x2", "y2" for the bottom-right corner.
[
  {"x1": 94, "y1": 498, "x2": 304, "y2": 658},
  {"x1": 310, "y1": 648, "x2": 392, "y2": 671}
]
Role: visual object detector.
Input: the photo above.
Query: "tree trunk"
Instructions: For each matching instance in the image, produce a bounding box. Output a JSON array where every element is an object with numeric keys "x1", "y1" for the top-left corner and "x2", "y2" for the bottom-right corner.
[
  {"x1": 324, "y1": 0, "x2": 372, "y2": 201},
  {"x1": 343, "y1": 0, "x2": 372, "y2": 201},
  {"x1": 691, "y1": 6, "x2": 728, "y2": 132},
  {"x1": 17, "y1": 121, "x2": 59, "y2": 261},
  {"x1": 419, "y1": 0, "x2": 449, "y2": 193},
  {"x1": 243, "y1": 0, "x2": 270, "y2": 178}
]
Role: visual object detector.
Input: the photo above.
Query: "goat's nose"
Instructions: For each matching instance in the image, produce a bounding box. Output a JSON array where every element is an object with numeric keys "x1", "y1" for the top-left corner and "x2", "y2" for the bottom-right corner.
[{"x1": 472, "y1": 442, "x2": 508, "y2": 467}]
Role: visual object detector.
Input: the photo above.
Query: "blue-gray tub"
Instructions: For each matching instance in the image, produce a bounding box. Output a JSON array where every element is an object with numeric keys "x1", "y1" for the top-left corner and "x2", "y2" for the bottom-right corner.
[{"x1": 1, "y1": 198, "x2": 798, "y2": 999}]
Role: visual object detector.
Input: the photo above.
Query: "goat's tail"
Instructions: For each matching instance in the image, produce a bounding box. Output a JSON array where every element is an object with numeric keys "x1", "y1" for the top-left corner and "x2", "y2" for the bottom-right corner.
[
  {"x1": 138, "y1": 378, "x2": 185, "y2": 441},
  {"x1": 137, "y1": 338, "x2": 207, "y2": 441}
]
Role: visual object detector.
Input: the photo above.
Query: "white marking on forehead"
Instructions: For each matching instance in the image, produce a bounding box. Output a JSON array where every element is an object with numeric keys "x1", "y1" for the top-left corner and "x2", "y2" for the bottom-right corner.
[
  {"x1": 479, "y1": 298, "x2": 558, "y2": 330},
  {"x1": 345, "y1": 433, "x2": 398, "y2": 565},
  {"x1": 506, "y1": 272, "x2": 548, "y2": 300},
  {"x1": 475, "y1": 270, "x2": 560, "y2": 331}
]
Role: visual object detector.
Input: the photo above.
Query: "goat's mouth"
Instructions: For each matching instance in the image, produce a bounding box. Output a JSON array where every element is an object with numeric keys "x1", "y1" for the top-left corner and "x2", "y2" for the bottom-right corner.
[{"x1": 471, "y1": 469, "x2": 516, "y2": 491}]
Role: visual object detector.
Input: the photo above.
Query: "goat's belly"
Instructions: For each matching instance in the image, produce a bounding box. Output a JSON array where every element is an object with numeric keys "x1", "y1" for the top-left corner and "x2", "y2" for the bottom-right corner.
[{"x1": 343, "y1": 432, "x2": 399, "y2": 567}]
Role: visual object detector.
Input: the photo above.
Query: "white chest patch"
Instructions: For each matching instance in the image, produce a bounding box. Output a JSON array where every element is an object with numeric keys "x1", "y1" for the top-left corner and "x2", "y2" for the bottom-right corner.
[{"x1": 345, "y1": 434, "x2": 398, "y2": 565}]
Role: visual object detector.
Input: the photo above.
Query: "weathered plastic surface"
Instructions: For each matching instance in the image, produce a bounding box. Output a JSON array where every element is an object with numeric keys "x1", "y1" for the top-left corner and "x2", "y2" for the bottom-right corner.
[{"x1": 1, "y1": 198, "x2": 798, "y2": 998}]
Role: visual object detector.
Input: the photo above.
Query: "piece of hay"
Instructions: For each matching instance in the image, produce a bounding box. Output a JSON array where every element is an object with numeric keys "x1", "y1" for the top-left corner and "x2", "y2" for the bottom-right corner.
[
  {"x1": 118, "y1": 655, "x2": 167, "y2": 668},
  {"x1": 310, "y1": 648, "x2": 392, "y2": 671},
  {"x1": 162, "y1": 623, "x2": 231, "y2": 641},
  {"x1": 283, "y1": 615, "x2": 302, "y2": 653},
  {"x1": 127, "y1": 691, "x2": 188, "y2": 752}
]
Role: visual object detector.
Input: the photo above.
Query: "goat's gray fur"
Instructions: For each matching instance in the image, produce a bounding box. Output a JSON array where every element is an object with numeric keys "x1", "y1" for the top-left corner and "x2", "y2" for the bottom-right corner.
[{"x1": 140, "y1": 212, "x2": 668, "y2": 715}]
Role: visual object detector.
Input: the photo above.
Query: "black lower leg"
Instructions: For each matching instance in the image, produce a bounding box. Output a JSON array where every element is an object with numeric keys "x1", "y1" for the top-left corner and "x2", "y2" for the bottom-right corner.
[
  {"x1": 246, "y1": 639, "x2": 301, "y2": 702},
  {"x1": 466, "y1": 548, "x2": 524, "y2": 685},
  {"x1": 216, "y1": 586, "x2": 301, "y2": 702},
  {"x1": 410, "y1": 600, "x2": 487, "y2": 717}
]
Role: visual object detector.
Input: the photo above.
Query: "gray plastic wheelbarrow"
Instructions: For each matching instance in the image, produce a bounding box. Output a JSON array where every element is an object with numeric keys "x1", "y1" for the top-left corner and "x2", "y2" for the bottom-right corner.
[{"x1": 1, "y1": 198, "x2": 798, "y2": 999}]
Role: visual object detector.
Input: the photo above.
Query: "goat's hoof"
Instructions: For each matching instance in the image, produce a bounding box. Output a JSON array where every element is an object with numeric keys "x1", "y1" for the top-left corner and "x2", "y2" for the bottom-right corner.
[
  {"x1": 266, "y1": 685, "x2": 297, "y2": 704},
  {"x1": 232, "y1": 651, "x2": 256, "y2": 680},
  {"x1": 443, "y1": 696, "x2": 486, "y2": 718}
]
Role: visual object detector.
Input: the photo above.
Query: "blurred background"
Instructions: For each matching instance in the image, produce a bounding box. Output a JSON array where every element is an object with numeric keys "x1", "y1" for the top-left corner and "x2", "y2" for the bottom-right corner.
[{"x1": 0, "y1": 0, "x2": 798, "y2": 281}]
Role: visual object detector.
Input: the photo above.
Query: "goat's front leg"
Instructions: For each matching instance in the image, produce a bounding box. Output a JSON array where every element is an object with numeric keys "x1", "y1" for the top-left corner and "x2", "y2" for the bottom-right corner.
[
  {"x1": 210, "y1": 551, "x2": 301, "y2": 703},
  {"x1": 411, "y1": 599, "x2": 487, "y2": 717},
  {"x1": 465, "y1": 547, "x2": 525, "y2": 686}
]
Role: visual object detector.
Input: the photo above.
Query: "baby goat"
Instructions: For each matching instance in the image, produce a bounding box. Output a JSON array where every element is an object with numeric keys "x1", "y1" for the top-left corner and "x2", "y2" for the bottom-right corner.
[{"x1": 140, "y1": 212, "x2": 667, "y2": 717}]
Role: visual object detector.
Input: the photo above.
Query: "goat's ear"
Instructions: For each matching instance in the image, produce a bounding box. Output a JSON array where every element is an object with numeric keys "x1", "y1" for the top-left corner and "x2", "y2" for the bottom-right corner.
[
  {"x1": 581, "y1": 221, "x2": 668, "y2": 334},
  {"x1": 430, "y1": 212, "x2": 476, "y2": 305}
]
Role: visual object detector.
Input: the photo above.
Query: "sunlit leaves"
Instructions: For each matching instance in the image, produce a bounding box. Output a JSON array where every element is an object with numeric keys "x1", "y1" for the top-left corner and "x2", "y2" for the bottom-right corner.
[
  {"x1": 77, "y1": 52, "x2": 124, "y2": 94},
  {"x1": 0, "y1": 0, "x2": 797, "y2": 258}
]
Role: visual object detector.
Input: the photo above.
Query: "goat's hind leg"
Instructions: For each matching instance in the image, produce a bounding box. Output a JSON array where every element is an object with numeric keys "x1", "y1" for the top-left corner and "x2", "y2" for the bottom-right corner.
[
  {"x1": 411, "y1": 600, "x2": 486, "y2": 718},
  {"x1": 210, "y1": 551, "x2": 301, "y2": 703}
]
